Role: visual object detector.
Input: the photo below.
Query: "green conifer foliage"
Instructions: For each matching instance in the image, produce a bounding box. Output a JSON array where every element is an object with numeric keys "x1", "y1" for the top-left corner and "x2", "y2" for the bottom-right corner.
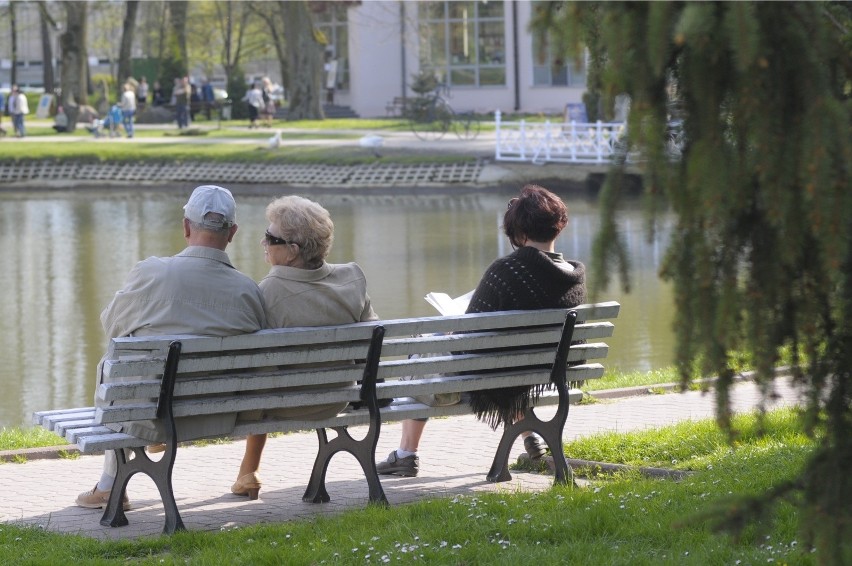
[{"x1": 539, "y1": 2, "x2": 851, "y2": 561}]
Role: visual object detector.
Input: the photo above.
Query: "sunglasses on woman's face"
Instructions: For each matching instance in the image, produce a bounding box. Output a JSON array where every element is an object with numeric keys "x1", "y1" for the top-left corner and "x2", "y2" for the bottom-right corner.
[{"x1": 264, "y1": 230, "x2": 291, "y2": 246}]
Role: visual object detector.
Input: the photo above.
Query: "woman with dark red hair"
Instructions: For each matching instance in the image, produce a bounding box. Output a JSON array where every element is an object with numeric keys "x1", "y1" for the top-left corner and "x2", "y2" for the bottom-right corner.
[{"x1": 377, "y1": 184, "x2": 587, "y2": 477}]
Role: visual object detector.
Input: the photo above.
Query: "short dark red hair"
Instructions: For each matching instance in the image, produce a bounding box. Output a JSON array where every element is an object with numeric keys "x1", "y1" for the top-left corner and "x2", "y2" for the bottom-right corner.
[{"x1": 503, "y1": 184, "x2": 568, "y2": 247}]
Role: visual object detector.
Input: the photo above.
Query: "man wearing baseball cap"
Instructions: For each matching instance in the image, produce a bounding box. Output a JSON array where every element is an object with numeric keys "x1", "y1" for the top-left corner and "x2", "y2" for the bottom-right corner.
[{"x1": 76, "y1": 185, "x2": 268, "y2": 511}]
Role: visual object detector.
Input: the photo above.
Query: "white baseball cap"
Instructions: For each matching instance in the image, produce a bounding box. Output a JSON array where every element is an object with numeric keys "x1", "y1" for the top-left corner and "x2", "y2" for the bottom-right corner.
[{"x1": 183, "y1": 185, "x2": 236, "y2": 228}]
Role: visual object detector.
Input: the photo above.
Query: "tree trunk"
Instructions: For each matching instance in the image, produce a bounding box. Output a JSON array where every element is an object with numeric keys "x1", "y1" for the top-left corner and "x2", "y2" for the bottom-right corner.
[
  {"x1": 117, "y1": 1, "x2": 140, "y2": 90},
  {"x1": 9, "y1": 1, "x2": 18, "y2": 87},
  {"x1": 59, "y1": 2, "x2": 88, "y2": 132},
  {"x1": 37, "y1": 2, "x2": 57, "y2": 93},
  {"x1": 280, "y1": 0, "x2": 324, "y2": 120},
  {"x1": 250, "y1": 1, "x2": 289, "y2": 99},
  {"x1": 159, "y1": 1, "x2": 189, "y2": 100},
  {"x1": 169, "y1": 1, "x2": 188, "y2": 70}
]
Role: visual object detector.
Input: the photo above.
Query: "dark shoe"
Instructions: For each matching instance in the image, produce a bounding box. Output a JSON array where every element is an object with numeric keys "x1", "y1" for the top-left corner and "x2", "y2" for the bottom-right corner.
[
  {"x1": 376, "y1": 450, "x2": 419, "y2": 477},
  {"x1": 524, "y1": 434, "x2": 548, "y2": 461}
]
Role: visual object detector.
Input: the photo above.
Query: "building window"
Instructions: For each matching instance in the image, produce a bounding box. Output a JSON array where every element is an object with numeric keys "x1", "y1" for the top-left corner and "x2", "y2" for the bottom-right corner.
[
  {"x1": 418, "y1": 1, "x2": 505, "y2": 88},
  {"x1": 531, "y1": 3, "x2": 586, "y2": 87},
  {"x1": 314, "y1": 3, "x2": 350, "y2": 91}
]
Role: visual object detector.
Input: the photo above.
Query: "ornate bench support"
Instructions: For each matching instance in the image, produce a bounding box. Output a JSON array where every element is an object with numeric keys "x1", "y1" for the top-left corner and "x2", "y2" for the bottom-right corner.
[
  {"x1": 303, "y1": 326, "x2": 388, "y2": 505},
  {"x1": 487, "y1": 310, "x2": 578, "y2": 485},
  {"x1": 100, "y1": 341, "x2": 185, "y2": 534}
]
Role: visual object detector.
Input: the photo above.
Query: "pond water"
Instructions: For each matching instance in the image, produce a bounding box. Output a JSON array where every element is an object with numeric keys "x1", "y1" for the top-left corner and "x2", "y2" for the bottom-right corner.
[{"x1": 0, "y1": 188, "x2": 675, "y2": 428}]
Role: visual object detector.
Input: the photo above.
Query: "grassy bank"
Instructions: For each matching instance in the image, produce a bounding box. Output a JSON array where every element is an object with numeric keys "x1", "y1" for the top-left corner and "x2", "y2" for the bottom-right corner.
[
  {"x1": 0, "y1": 408, "x2": 819, "y2": 564},
  {"x1": 0, "y1": 118, "x2": 482, "y2": 166}
]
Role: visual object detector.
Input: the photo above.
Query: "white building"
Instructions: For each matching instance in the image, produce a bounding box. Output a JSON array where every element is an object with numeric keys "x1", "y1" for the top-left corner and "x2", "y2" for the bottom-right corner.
[{"x1": 320, "y1": 0, "x2": 587, "y2": 117}]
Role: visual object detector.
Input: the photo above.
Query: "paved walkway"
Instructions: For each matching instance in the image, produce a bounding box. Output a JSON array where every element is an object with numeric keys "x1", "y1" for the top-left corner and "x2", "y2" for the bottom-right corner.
[{"x1": 0, "y1": 378, "x2": 803, "y2": 540}]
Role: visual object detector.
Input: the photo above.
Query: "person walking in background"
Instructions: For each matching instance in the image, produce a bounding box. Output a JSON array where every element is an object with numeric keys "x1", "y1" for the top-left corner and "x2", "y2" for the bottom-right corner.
[
  {"x1": 120, "y1": 83, "x2": 137, "y2": 138},
  {"x1": 231, "y1": 195, "x2": 378, "y2": 499},
  {"x1": 75, "y1": 185, "x2": 267, "y2": 511},
  {"x1": 136, "y1": 77, "x2": 148, "y2": 108},
  {"x1": 201, "y1": 79, "x2": 215, "y2": 120},
  {"x1": 260, "y1": 77, "x2": 275, "y2": 127},
  {"x1": 376, "y1": 184, "x2": 587, "y2": 477},
  {"x1": 174, "y1": 76, "x2": 191, "y2": 129},
  {"x1": 8, "y1": 85, "x2": 29, "y2": 138},
  {"x1": 243, "y1": 81, "x2": 264, "y2": 129},
  {"x1": 0, "y1": 89, "x2": 6, "y2": 136}
]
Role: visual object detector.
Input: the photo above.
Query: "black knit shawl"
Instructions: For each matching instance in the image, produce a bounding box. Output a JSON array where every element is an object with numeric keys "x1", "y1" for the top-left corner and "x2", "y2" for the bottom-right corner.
[{"x1": 465, "y1": 246, "x2": 586, "y2": 429}]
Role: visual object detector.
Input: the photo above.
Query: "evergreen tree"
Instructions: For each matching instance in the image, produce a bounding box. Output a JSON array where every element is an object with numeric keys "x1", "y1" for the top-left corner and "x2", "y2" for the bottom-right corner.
[{"x1": 536, "y1": 2, "x2": 851, "y2": 562}]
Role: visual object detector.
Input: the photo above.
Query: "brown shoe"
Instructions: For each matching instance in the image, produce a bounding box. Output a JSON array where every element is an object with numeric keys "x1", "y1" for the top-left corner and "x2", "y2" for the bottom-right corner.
[
  {"x1": 146, "y1": 443, "x2": 166, "y2": 454},
  {"x1": 231, "y1": 472, "x2": 262, "y2": 500},
  {"x1": 76, "y1": 484, "x2": 131, "y2": 511}
]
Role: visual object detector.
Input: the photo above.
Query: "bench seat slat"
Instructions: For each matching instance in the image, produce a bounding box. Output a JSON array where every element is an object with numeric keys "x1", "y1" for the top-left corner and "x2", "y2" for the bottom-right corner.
[
  {"x1": 39, "y1": 410, "x2": 96, "y2": 432},
  {"x1": 33, "y1": 407, "x2": 94, "y2": 427},
  {"x1": 78, "y1": 432, "x2": 151, "y2": 453},
  {"x1": 55, "y1": 418, "x2": 100, "y2": 437},
  {"x1": 66, "y1": 426, "x2": 116, "y2": 445}
]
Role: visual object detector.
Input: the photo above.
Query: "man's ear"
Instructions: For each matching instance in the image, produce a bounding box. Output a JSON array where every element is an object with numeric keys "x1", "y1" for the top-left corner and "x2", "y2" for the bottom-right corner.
[
  {"x1": 227, "y1": 224, "x2": 238, "y2": 244},
  {"x1": 183, "y1": 218, "x2": 191, "y2": 239}
]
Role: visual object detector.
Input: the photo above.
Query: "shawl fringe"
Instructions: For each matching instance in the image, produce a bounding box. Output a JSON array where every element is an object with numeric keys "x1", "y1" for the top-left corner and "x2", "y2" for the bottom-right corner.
[{"x1": 468, "y1": 383, "x2": 552, "y2": 430}]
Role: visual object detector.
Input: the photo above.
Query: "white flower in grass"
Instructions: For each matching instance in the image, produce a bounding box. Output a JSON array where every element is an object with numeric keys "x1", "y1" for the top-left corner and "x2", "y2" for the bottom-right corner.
[
  {"x1": 439, "y1": 541, "x2": 448, "y2": 548},
  {"x1": 452, "y1": 544, "x2": 462, "y2": 550}
]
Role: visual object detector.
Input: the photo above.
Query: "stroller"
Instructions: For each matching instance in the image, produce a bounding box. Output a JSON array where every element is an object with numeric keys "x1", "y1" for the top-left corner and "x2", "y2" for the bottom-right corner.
[{"x1": 89, "y1": 104, "x2": 123, "y2": 138}]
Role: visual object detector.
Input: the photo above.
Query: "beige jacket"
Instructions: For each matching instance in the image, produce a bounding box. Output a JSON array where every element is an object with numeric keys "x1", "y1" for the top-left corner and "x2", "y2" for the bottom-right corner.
[
  {"x1": 238, "y1": 261, "x2": 378, "y2": 422},
  {"x1": 98, "y1": 246, "x2": 267, "y2": 442}
]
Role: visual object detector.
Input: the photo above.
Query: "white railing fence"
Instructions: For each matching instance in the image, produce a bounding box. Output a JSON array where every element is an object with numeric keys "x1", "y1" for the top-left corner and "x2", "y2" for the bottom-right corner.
[{"x1": 494, "y1": 109, "x2": 626, "y2": 165}]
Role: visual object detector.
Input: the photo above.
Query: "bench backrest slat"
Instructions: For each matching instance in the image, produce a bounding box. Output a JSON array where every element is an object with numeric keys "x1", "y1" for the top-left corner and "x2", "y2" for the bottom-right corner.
[{"x1": 98, "y1": 364, "x2": 369, "y2": 402}]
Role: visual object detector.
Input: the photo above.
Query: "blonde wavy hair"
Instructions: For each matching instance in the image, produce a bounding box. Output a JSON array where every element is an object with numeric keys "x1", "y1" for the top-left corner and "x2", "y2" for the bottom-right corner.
[{"x1": 266, "y1": 195, "x2": 334, "y2": 268}]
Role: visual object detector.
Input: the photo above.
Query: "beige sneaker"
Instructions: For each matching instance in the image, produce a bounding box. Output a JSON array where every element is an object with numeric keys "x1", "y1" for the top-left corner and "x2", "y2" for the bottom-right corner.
[{"x1": 76, "y1": 485, "x2": 131, "y2": 511}]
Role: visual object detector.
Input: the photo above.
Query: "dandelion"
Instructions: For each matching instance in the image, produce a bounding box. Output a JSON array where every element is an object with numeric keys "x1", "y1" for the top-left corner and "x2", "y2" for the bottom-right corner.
[{"x1": 440, "y1": 541, "x2": 448, "y2": 548}]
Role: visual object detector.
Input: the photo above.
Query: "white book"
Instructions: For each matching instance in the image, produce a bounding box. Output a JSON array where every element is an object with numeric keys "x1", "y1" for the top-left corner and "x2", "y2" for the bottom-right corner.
[{"x1": 424, "y1": 290, "x2": 474, "y2": 316}]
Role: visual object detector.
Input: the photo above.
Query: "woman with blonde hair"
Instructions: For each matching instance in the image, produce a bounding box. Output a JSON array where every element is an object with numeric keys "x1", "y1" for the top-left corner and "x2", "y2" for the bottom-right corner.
[{"x1": 231, "y1": 195, "x2": 378, "y2": 499}]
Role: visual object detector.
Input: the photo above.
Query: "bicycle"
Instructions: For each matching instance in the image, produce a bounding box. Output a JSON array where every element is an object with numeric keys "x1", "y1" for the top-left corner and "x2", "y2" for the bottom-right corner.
[{"x1": 406, "y1": 84, "x2": 481, "y2": 141}]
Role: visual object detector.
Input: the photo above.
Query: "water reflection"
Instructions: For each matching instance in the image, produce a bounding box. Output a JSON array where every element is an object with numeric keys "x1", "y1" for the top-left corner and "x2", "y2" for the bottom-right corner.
[{"x1": 0, "y1": 189, "x2": 674, "y2": 427}]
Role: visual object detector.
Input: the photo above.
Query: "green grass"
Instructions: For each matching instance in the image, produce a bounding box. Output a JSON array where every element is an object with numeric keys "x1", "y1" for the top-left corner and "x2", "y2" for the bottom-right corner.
[
  {"x1": 585, "y1": 366, "x2": 681, "y2": 392},
  {"x1": 0, "y1": 426, "x2": 65, "y2": 451},
  {"x1": 0, "y1": 408, "x2": 821, "y2": 564}
]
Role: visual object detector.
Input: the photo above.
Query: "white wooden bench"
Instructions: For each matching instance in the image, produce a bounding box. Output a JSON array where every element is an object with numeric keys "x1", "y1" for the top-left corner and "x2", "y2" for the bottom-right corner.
[{"x1": 33, "y1": 301, "x2": 619, "y2": 534}]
